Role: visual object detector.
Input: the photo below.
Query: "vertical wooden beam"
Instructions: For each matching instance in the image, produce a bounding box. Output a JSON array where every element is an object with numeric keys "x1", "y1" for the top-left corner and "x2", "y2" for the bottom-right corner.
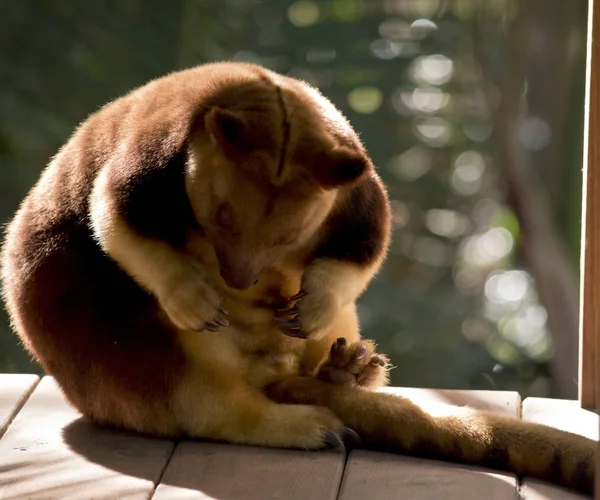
[
  {"x1": 580, "y1": 0, "x2": 600, "y2": 412},
  {"x1": 579, "y1": 0, "x2": 600, "y2": 497}
]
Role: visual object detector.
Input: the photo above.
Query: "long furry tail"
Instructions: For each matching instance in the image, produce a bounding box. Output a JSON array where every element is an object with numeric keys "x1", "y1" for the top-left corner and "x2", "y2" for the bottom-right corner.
[{"x1": 266, "y1": 377, "x2": 595, "y2": 496}]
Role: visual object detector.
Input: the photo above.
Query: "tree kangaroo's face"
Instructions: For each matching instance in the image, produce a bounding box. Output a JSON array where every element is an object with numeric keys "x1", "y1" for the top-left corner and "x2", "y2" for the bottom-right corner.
[
  {"x1": 201, "y1": 176, "x2": 335, "y2": 290},
  {"x1": 186, "y1": 152, "x2": 337, "y2": 290},
  {"x1": 186, "y1": 106, "x2": 370, "y2": 290}
]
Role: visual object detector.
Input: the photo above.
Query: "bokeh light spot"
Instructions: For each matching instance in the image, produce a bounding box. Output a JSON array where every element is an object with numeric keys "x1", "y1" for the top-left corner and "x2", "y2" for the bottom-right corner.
[
  {"x1": 347, "y1": 86, "x2": 383, "y2": 114},
  {"x1": 388, "y1": 146, "x2": 432, "y2": 181},
  {"x1": 411, "y1": 54, "x2": 453, "y2": 86},
  {"x1": 306, "y1": 48, "x2": 336, "y2": 64},
  {"x1": 425, "y1": 209, "x2": 470, "y2": 238},
  {"x1": 410, "y1": 18, "x2": 438, "y2": 39},
  {"x1": 451, "y1": 150, "x2": 486, "y2": 195},
  {"x1": 463, "y1": 228, "x2": 514, "y2": 267},
  {"x1": 287, "y1": 1, "x2": 320, "y2": 27},
  {"x1": 485, "y1": 270, "x2": 530, "y2": 305},
  {"x1": 518, "y1": 116, "x2": 551, "y2": 151},
  {"x1": 331, "y1": 0, "x2": 365, "y2": 22},
  {"x1": 414, "y1": 117, "x2": 452, "y2": 147}
]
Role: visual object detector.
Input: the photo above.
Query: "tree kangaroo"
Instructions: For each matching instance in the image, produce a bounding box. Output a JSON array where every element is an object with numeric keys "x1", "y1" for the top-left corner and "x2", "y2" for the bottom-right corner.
[{"x1": 1, "y1": 62, "x2": 594, "y2": 495}]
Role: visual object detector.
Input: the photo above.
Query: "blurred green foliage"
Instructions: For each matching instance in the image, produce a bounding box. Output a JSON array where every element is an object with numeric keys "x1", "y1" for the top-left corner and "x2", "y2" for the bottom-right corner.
[{"x1": 0, "y1": 0, "x2": 587, "y2": 396}]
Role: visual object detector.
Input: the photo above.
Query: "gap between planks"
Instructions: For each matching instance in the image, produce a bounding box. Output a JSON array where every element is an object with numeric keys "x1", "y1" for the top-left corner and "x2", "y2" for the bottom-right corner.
[{"x1": 0, "y1": 373, "x2": 40, "y2": 438}]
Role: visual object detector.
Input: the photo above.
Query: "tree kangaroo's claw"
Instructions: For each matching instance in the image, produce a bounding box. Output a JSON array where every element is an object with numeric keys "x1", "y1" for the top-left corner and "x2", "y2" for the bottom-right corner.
[{"x1": 322, "y1": 429, "x2": 346, "y2": 452}]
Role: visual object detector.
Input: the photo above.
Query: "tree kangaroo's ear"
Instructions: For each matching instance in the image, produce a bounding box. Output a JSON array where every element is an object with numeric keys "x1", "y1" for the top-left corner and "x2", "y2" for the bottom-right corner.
[
  {"x1": 309, "y1": 147, "x2": 372, "y2": 189},
  {"x1": 204, "y1": 107, "x2": 258, "y2": 158}
]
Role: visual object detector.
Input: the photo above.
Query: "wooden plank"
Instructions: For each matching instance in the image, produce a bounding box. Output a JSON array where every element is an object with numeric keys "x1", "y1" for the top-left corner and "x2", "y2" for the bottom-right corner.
[
  {"x1": 0, "y1": 373, "x2": 39, "y2": 437},
  {"x1": 520, "y1": 482, "x2": 589, "y2": 500},
  {"x1": 379, "y1": 387, "x2": 521, "y2": 417},
  {"x1": 0, "y1": 376, "x2": 175, "y2": 500},
  {"x1": 521, "y1": 397, "x2": 599, "y2": 499},
  {"x1": 338, "y1": 389, "x2": 520, "y2": 500},
  {"x1": 521, "y1": 397, "x2": 598, "y2": 440},
  {"x1": 579, "y1": 0, "x2": 600, "y2": 412},
  {"x1": 339, "y1": 452, "x2": 516, "y2": 500},
  {"x1": 153, "y1": 441, "x2": 345, "y2": 500}
]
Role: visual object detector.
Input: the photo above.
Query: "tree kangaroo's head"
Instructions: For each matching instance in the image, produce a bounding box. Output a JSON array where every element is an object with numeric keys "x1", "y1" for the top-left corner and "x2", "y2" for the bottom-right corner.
[{"x1": 185, "y1": 75, "x2": 372, "y2": 290}]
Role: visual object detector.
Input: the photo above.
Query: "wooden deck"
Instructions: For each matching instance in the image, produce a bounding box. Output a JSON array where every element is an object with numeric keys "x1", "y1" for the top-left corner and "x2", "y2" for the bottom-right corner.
[{"x1": 0, "y1": 375, "x2": 597, "y2": 500}]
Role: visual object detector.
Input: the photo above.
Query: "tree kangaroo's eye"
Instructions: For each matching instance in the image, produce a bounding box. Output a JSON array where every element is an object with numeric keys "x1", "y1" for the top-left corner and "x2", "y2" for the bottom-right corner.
[
  {"x1": 276, "y1": 233, "x2": 297, "y2": 246},
  {"x1": 215, "y1": 203, "x2": 236, "y2": 230}
]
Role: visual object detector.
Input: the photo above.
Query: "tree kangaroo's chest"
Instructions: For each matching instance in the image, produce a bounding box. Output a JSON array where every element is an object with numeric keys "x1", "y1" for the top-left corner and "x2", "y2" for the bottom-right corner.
[{"x1": 182, "y1": 229, "x2": 307, "y2": 382}]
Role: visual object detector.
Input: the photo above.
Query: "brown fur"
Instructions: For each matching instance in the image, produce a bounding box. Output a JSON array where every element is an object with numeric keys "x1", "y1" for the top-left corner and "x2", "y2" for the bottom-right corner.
[{"x1": 0, "y1": 62, "x2": 595, "y2": 495}]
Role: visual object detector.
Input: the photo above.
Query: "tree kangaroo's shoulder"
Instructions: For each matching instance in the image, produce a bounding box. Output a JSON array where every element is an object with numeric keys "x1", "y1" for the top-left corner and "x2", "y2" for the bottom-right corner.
[{"x1": 314, "y1": 173, "x2": 391, "y2": 267}]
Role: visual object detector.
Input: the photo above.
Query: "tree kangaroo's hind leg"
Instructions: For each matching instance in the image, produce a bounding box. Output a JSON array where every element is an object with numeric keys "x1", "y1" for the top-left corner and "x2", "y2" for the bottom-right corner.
[
  {"x1": 171, "y1": 331, "x2": 347, "y2": 450},
  {"x1": 265, "y1": 376, "x2": 595, "y2": 495}
]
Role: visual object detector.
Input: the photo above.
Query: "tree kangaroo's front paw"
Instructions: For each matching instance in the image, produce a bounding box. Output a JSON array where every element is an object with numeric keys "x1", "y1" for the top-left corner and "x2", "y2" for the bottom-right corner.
[
  {"x1": 159, "y1": 271, "x2": 228, "y2": 332},
  {"x1": 274, "y1": 288, "x2": 336, "y2": 338},
  {"x1": 318, "y1": 338, "x2": 390, "y2": 389},
  {"x1": 273, "y1": 290, "x2": 307, "y2": 338}
]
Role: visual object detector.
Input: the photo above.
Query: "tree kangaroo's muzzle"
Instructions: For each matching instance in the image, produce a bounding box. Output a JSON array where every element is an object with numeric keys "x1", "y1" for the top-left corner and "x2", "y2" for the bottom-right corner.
[{"x1": 216, "y1": 248, "x2": 264, "y2": 290}]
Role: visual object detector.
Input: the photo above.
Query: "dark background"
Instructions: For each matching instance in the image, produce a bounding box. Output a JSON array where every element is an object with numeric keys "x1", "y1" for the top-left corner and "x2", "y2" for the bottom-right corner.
[{"x1": 0, "y1": 0, "x2": 588, "y2": 399}]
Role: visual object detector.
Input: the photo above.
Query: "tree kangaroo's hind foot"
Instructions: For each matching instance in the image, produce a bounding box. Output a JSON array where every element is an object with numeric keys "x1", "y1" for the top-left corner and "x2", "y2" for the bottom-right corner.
[
  {"x1": 317, "y1": 337, "x2": 390, "y2": 389},
  {"x1": 171, "y1": 359, "x2": 353, "y2": 451},
  {"x1": 265, "y1": 376, "x2": 595, "y2": 496}
]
